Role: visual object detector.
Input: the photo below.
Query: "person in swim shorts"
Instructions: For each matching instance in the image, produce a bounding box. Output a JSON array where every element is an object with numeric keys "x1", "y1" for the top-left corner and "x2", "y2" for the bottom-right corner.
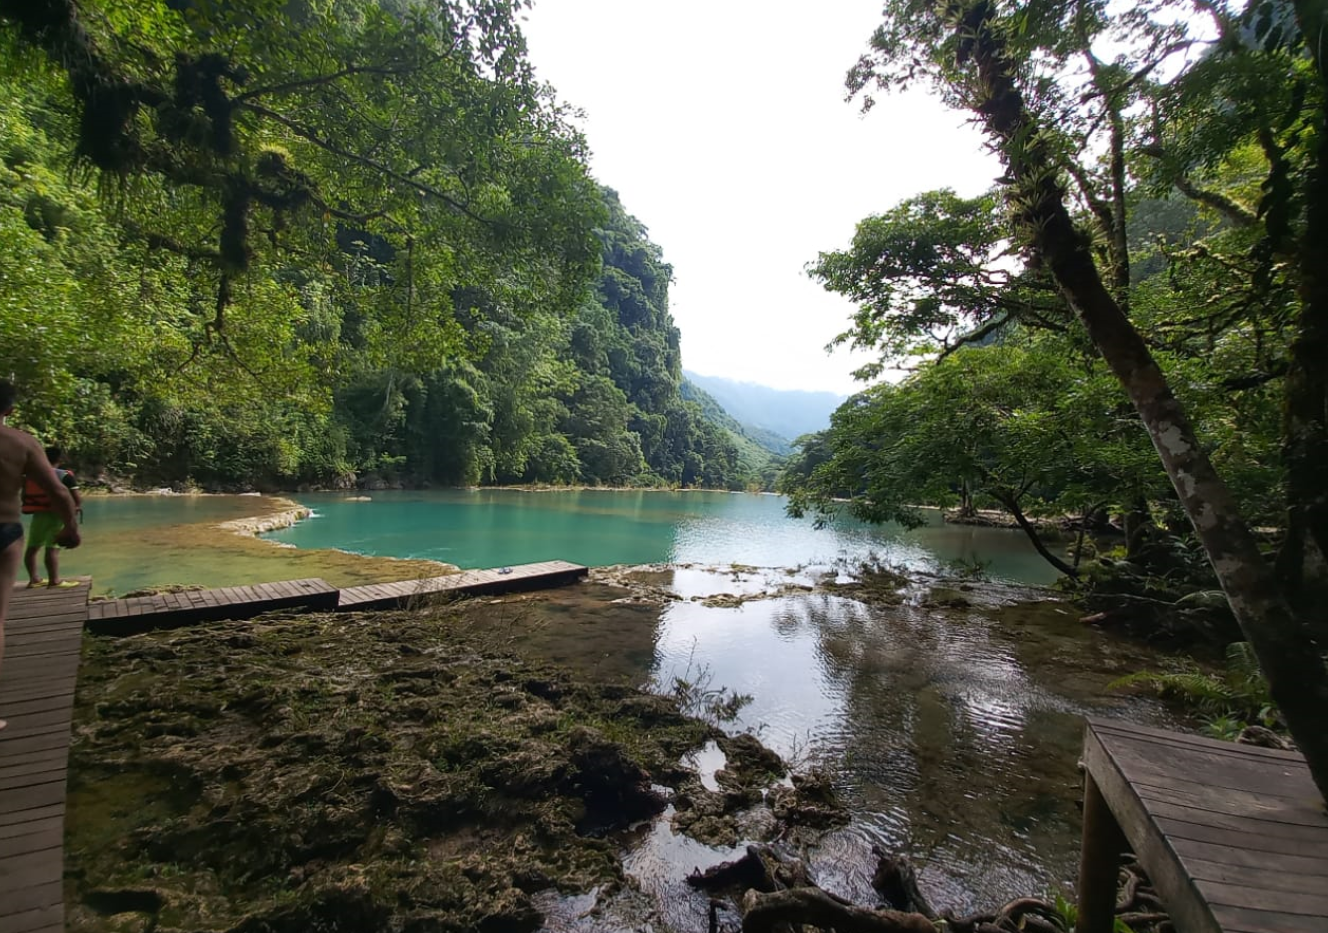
[
  {"x1": 0, "y1": 381, "x2": 80, "y2": 731},
  {"x1": 23, "y1": 445, "x2": 82, "y2": 588}
]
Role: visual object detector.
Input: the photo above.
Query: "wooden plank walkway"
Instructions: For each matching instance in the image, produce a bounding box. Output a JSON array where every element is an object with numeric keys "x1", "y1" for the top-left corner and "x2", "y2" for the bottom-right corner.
[
  {"x1": 86, "y1": 578, "x2": 339, "y2": 635},
  {"x1": 83, "y1": 562, "x2": 589, "y2": 633},
  {"x1": 337, "y1": 560, "x2": 589, "y2": 610},
  {"x1": 1077, "y1": 716, "x2": 1328, "y2": 933},
  {"x1": 0, "y1": 577, "x2": 91, "y2": 933}
]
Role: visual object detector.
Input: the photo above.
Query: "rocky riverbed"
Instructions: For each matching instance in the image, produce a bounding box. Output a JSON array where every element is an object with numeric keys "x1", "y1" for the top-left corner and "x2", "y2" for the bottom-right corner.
[{"x1": 64, "y1": 604, "x2": 834, "y2": 933}]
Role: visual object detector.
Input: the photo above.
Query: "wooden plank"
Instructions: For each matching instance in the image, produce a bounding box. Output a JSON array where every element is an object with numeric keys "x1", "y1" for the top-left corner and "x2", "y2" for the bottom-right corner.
[
  {"x1": 1091, "y1": 719, "x2": 1304, "y2": 763},
  {"x1": 1195, "y1": 878, "x2": 1328, "y2": 916},
  {"x1": 1, "y1": 902, "x2": 62, "y2": 933},
  {"x1": 0, "y1": 730, "x2": 69, "y2": 757},
  {"x1": 1155, "y1": 815, "x2": 1327, "y2": 858},
  {"x1": 0, "y1": 847, "x2": 62, "y2": 883},
  {"x1": 1134, "y1": 779, "x2": 1327, "y2": 828},
  {"x1": 1210, "y1": 903, "x2": 1328, "y2": 933},
  {"x1": 1082, "y1": 727, "x2": 1222, "y2": 933},
  {"x1": 1083, "y1": 718, "x2": 1328, "y2": 933},
  {"x1": 2, "y1": 879, "x2": 64, "y2": 917},
  {"x1": 0, "y1": 693, "x2": 76, "y2": 718},
  {"x1": 1172, "y1": 837, "x2": 1328, "y2": 878},
  {"x1": 0, "y1": 761, "x2": 65, "y2": 790},
  {"x1": 0, "y1": 746, "x2": 67, "y2": 774},
  {"x1": 0, "y1": 805, "x2": 64, "y2": 838},
  {"x1": 0, "y1": 779, "x2": 67, "y2": 811},
  {"x1": 0, "y1": 578, "x2": 85, "y2": 933},
  {"x1": 1107, "y1": 739, "x2": 1308, "y2": 795},
  {"x1": 0, "y1": 815, "x2": 60, "y2": 845},
  {"x1": 0, "y1": 823, "x2": 61, "y2": 859}
]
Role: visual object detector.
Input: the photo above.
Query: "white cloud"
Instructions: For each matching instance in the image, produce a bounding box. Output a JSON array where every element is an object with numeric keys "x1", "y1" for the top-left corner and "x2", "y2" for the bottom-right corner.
[{"x1": 523, "y1": 0, "x2": 1001, "y2": 393}]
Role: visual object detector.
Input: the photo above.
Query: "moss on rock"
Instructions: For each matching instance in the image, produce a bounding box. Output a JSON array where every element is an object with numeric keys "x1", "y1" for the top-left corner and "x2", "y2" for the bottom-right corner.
[{"x1": 65, "y1": 607, "x2": 713, "y2": 933}]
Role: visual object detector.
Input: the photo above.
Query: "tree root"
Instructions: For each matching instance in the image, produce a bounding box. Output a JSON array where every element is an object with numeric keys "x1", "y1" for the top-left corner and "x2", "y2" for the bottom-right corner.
[
  {"x1": 739, "y1": 887, "x2": 936, "y2": 933},
  {"x1": 716, "y1": 846, "x2": 1173, "y2": 933},
  {"x1": 871, "y1": 847, "x2": 937, "y2": 920}
]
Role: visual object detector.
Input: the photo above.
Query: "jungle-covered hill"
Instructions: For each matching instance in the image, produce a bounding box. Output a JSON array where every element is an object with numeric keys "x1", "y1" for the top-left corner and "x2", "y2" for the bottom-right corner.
[{"x1": 0, "y1": 0, "x2": 775, "y2": 492}]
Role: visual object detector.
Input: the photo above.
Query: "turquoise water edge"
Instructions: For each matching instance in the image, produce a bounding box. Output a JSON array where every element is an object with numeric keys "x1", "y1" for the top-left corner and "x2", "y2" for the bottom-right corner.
[
  {"x1": 267, "y1": 489, "x2": 1061, "y2": 584},
  {"x1": 55, "y1": 489, "x2": 1177, "y2": 920}
]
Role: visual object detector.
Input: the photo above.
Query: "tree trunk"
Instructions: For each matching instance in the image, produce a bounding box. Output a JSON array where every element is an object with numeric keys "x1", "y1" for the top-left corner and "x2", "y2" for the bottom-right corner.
[
  {"x1": 994, "y1": 491, "x2": 1079, "y2": 578},
  {"x1": 955, "y1": 2, "x2": 1328, "y2": 802},
  {"x1": 1123, "y1": 499, "x2": 1152, "y2": 563},
  {"x1": 1283, "y1": 0, "x2": 1328, "y2": 581},
  {"x1": 959, "y1": 477, "x2": 976, "y2": 518}
]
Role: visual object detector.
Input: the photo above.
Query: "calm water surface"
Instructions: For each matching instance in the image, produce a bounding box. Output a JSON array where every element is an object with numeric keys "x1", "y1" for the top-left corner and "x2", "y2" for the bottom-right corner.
[
  {"x1": 503, "y1": 573, "x2": 1179, "y2": 931},
  {"x1": 269, "y1": 490, "x2": 1061, "y2": 584}
]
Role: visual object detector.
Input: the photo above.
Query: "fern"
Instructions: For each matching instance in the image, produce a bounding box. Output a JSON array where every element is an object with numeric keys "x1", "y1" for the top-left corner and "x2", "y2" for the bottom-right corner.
[{"x1": 1110, "y1": 642, "x2": 1280, "y2": 732}]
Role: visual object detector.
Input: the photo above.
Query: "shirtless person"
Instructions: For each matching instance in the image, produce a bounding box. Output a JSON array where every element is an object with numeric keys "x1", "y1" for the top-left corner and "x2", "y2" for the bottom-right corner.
[{"x1": 0, "y1": 381, "x2": 80, "y2": 731}]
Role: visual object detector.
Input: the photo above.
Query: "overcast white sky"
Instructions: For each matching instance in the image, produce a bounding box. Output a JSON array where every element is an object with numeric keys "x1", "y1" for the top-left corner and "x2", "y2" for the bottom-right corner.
[{"x1": 522, "y1": 0, "x2": 1001, "y2": 394}]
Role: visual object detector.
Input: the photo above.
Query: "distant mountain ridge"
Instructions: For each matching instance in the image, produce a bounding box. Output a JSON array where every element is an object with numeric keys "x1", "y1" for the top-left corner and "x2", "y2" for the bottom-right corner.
[
  {"x1": 682, "y1": 371, "x2": 846, "y2": 444},
  {"x1": 679, "y1": 379, "x2": 792, "y2": 457}
]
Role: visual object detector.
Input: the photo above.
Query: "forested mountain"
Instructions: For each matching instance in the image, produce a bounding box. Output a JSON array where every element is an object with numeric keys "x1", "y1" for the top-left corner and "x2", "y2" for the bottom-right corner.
[
  {"x1": 682, "y1": 371, "x2": 844, "y2": 444},
  {"x1": 679, "y1": 378, "x2": 786, "y2": 476},
  {"x1": 0, "y1": 0, "x2": 767, "y2": 492}
]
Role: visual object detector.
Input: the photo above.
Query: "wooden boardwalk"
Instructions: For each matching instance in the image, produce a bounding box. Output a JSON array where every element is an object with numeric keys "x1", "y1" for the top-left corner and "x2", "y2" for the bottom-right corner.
[
  {"x1": 83, "y1": 561, "x2": 589, "y2": 633},
  {"x1": 337, "y1": 560, "x2": 589, "y2": 610},
  {"x1": 1078, "y1": 716, "x2": 1328, "y2": 933},
  {"x1": 0, "y1": 578, "x2": 91, "y2": 933},
  {"x1": 86, "y1": 577, "x2": 339, "y2": 635}
]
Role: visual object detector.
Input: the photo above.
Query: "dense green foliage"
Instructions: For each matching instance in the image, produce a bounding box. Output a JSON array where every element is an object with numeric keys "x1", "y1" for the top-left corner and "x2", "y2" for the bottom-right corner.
[
  {"x1": 0, "y1": 0, "x2": 765, "y2": 491},
  {"x1": 1112, "y1": 642, "x2": 1280, "y2": 740},
  {"x1": 782, "y1": 0, "x2": 1323, "y2": 591},
  {"x1": 679, "y1": 379, "x2": 785, "y2": 486}
]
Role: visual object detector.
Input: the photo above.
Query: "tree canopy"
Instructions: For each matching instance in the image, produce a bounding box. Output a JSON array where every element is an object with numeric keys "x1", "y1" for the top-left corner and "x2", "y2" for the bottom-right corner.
[
  {"x1": 0, "y1": 0, "x2": 773, "y2": 492},
  {"x1": 782, "y1": 0, "x2": 1328, "y2": 797}
]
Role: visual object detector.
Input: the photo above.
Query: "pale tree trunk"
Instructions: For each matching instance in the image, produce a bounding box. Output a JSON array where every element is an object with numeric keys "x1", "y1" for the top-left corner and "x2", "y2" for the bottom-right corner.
[{"x1": 952, "y1": 3, "x2": 1328, "y2": 802}]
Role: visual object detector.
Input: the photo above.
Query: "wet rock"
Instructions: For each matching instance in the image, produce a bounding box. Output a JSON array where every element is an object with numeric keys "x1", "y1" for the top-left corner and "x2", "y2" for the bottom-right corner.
[
  {"x1": 769, "y1": 769, "x2": 847, "y2": 830},
  {"x1": 716, "y1": 733, "x2": 785, "y2": 787},
  {"x1": 566, "y1": 726, "x2": 666, "y2": 833}
]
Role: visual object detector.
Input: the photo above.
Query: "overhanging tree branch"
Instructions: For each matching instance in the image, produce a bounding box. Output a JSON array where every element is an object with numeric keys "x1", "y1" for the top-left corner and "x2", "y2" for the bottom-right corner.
[{"x1": 238, "y1": 102, "x2": 496, "y2": 227}]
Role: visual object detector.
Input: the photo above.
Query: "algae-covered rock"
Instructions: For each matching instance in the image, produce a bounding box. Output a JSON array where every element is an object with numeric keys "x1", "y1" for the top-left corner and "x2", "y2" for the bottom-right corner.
[{"x1": 65, "y1": 607, "x2": 711, "y2": 933}]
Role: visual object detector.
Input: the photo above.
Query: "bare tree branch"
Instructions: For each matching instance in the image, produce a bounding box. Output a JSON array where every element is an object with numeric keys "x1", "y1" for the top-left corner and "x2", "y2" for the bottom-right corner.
[{"x1": 239, "y1": 102, "x2": 496, "y2": 226}]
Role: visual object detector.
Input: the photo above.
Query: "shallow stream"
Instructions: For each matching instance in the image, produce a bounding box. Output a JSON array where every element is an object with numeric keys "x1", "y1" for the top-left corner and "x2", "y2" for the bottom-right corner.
[{"x1": 470, "y1": 568, "x2": 1180, "y2": 930}]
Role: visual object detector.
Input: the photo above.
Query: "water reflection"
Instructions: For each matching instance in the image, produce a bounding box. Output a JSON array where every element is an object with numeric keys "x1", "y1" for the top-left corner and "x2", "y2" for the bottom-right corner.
[{"x1": 481, "y1": 569, "x2": 1180, "y2": 924}]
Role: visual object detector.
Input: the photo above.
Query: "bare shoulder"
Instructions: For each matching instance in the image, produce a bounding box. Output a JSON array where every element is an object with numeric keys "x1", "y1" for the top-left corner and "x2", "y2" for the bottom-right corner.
[
  {"x1": 0, "y1": 423, "x2": 41, "y2": 457},
  {"x1": 0, "y1": 424, "x2": 39, "y2": 451}
]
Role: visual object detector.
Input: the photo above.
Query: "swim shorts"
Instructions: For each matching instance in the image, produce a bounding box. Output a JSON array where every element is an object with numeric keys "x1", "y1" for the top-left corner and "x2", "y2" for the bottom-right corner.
[
  {"x1": 0, "y1": 522, "x2": 22, "y2": 551},
  {"x1": 27, "y1": 512, "x2": 65, "y2": 549}
]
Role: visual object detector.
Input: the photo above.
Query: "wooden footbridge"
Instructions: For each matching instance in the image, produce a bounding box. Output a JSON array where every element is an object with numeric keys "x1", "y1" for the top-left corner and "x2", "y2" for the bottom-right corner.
[
  {"x1": 0, "y1": 560, "x2": 586, "y2": 932},
  {"x1": 1077, "y1": 717, "x2": 1328, "y2": 933},
  {"x1": 1, "y1": 577, "x2": 90, "y2": 932},
  {"x1": 85, "y1": 559, "x2": 587, "y2": 634}
]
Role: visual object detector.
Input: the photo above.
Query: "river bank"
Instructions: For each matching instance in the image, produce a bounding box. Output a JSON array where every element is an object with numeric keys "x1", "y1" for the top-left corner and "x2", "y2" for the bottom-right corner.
[{"x1": 64, "y1": 494, "x2": 454, "y2": 597}]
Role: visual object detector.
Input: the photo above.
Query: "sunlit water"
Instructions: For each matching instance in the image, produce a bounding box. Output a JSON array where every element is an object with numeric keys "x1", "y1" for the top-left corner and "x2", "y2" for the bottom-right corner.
[
  {"x1": 56, "y1": 492, "x2": 1175, "y2": 928},
  {"x1": 476, "y1": 572, "x2": 1180, "y2": 931}
]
